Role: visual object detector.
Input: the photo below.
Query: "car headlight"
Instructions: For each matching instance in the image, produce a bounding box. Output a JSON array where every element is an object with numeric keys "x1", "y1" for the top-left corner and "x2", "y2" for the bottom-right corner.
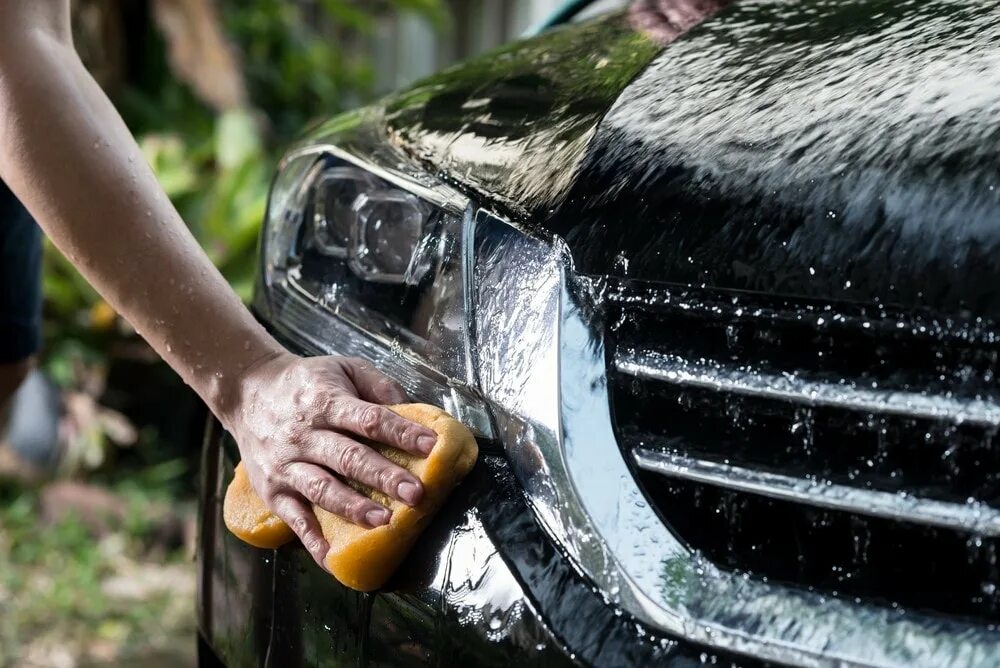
[{"x1": 256, "y1": 143, "x2": 491, "y2": 437}]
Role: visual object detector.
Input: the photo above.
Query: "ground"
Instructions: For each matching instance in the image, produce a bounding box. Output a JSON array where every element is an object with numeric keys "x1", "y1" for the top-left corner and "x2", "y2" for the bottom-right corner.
[{"x1": 0, "y1": 478, "x2": 197, "y2": 668}]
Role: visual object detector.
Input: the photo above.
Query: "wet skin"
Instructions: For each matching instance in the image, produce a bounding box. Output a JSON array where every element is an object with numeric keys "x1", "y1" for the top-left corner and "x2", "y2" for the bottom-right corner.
[{"x1": 0, "y1": 0, "x2": 437, "y2": 570}]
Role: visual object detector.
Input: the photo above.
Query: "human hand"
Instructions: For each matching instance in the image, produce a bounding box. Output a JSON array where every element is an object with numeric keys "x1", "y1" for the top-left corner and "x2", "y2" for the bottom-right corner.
[{"x1": 221, "y1": 352, "x2": 437, "y2": 568}]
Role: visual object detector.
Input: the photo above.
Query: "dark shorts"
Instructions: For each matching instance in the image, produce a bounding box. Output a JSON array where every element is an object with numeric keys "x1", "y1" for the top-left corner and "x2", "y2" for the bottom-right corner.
[{"x1": 0, "y1": 179, "x2": 42, "y2": 363}]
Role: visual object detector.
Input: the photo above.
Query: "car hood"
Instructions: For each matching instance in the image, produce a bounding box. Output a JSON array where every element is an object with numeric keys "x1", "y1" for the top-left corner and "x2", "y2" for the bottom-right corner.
[
  {"x1": 381, "y1": 11, "x2": 664, "y2": 221},
  {"x1": 384, "y1": 0, "x2": 1000, "y2": 319}
]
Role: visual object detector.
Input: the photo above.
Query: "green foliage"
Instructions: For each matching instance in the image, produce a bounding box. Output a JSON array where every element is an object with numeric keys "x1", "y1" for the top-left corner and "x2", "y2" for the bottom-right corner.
[
  {"x1": 44, "y1": 0, "x2": 445, "y2": 323},
  {"x1": 42, "y1": 0, "x2": 445, "y2": 399},
  {"x1": 221, "y1": 0, "x2": 448, "y2": 138}
]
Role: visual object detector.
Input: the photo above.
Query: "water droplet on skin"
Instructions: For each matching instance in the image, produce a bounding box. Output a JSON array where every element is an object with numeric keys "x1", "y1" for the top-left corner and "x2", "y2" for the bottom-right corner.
[
  {"x1": 166, "y1": 343, "x2": 172, "y2": 353},
  {"x1": 243, "y1": 341, "x2": 251, "y2": 351}
]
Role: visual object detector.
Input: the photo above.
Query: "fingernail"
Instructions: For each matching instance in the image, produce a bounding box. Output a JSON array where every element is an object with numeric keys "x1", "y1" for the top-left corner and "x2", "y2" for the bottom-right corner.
[
  {"x1": 365, "y1": 508, "x2": 390, "y2": 527},
  {"x1": 417, "y1": 434, "x2": 437, "y2": 455},
  {"x1": 397, "y1": 480, "x2": 422, "y2": 506}
]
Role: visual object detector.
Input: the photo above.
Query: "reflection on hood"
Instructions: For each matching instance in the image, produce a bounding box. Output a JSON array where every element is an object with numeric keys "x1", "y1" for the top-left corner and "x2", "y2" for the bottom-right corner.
[{"x1": 628, "y1": 0, "x2": 731, "y2": 45}]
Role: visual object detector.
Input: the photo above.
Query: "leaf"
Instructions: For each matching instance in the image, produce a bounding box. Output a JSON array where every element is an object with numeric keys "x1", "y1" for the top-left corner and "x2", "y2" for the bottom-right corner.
[{"x1": 215, "y1": 109, "x2": 263, "y2": 170}]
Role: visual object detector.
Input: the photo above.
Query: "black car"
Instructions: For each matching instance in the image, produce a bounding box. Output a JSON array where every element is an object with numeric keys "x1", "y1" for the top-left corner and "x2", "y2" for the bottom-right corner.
[{"x1": 196, "y1": 1, "x2": 1000, "y2": 665}]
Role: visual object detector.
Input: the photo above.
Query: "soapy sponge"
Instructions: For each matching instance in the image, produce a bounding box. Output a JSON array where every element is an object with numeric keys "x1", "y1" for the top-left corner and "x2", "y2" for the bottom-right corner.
[{"x1": 223, "y1": 403, "x2": 478, "y2": 591}]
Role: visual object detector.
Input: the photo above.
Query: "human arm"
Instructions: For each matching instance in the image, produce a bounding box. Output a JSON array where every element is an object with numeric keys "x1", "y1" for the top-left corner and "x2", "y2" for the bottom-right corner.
[{"x1": 0, "y1": 0, "x2": 435, "y2": 568}]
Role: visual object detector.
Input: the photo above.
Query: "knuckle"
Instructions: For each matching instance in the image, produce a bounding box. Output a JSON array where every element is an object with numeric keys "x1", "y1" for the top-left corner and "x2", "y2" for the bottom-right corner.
[
  {"x1": 286, "y1": 425, "x2": 308, "y2": 446},
  {"x1": 337, "y1": 442, "x2": 367, "y2": 475},
  {"x1": 291, "y1": 515, "x2": 310, "y2": 535},
  {"x1": 378, "y1": 466, "x2": 405, "y2": 491},
  {"x1": 260, "y1": 466, "x2": 280, "y2": 490},
  {"x1": 306, "y1": 475, "x2": 330, "y2": 503},
  {"x1": 320, "y1": 396, "x2": 337, "y2": 418},
  {"x1": 276, "y1": 458, "x2": 296, "y2": 477},
  {"x1": 358, "y1": 405, "x2": 382, "y2": 435},
  {"x1": 382, "y1": 378, "x2": 404, "y2": 397},
  {"x1": 307, "y1": 538, "x2": 325, "y2": 558},
  {"x1": 400, "y1": 422, "x2": 421, "y2": 445}
]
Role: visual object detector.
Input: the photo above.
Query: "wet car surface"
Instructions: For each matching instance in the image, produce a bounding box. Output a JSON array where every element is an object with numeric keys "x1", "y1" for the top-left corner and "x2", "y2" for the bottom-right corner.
[{"x1": 198, "y1": 1, "x2": 1000, "y2": 665}]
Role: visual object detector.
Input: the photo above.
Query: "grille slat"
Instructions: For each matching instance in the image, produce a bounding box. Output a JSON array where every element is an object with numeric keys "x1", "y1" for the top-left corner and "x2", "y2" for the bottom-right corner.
[
  {"x1": 616, "y1": 349, "x2": 1000, "y2": 427},
  {"x1": 633, "y1": 448, "x2": 1000, "y2": 536},
  {"x1": 608, "y1": 285, "x2": 1000, "y2": 624}
]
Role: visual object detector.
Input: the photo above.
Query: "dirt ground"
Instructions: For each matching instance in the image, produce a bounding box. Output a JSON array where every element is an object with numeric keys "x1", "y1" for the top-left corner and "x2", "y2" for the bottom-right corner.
[{"x1": 0, "y1": 480, "x2": 197, "y2": 668}]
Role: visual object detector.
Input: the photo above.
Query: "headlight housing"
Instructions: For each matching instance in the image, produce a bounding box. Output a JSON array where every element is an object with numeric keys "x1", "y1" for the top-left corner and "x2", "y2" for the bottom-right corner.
[{"x1": 256, "y1": 144, "x2": 489, "y2": 436}]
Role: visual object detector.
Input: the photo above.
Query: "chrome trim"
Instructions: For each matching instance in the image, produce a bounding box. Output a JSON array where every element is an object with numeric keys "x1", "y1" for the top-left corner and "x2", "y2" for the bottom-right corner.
[
  {"x1": 283, "y1": 132, "x2": 468, "y2": 215},
  {"x1": 472, "y1": 212, "x2": 1000, "y2": 668},
  {"x1": 634, "y1": 448, "x2": 1000, "y2": 536},
  {"x1": 617, "y1": 349, "x2": 1000, "y2": 427}
]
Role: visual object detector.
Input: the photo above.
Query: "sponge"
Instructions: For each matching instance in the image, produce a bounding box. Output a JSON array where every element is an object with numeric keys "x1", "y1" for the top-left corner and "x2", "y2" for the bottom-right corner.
[{"x1": 223, "y1": 403, "x2": 478, "y2": 591}]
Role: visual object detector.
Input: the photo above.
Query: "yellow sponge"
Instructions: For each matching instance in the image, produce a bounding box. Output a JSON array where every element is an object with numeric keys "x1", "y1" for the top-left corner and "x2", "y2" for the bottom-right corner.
[
  {"x1": 223, "y1": 403, "x2": 478, "y2": 591},
  {"x1": 222, "y1": 459, "x2": 296, "y2": 549}
]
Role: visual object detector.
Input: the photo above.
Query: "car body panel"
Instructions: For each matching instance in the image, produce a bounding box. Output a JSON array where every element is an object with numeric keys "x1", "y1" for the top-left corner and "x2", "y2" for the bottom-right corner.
[
  {"x1": 374, "y1": 1, "x2": 1000, "y2": 319},
  {"x1": 197, "y1": 415, "x2": 745, "y2": 666},
  {"x1": 551, "y1": 0, "x2": 1000, "y2": 319},
  {"x1": 379, "y1": 12, "x2": 661, "y2": 223}
]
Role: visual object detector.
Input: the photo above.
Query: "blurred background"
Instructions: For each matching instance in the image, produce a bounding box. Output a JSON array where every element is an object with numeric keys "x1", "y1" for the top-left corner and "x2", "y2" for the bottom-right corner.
[{"x1": 0, "y1": 1, "x2": 562, "y2": 665}]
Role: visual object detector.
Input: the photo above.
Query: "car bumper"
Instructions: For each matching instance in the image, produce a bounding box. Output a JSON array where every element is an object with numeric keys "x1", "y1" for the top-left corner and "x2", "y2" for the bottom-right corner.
[{"x1": 196, "y1": 412, "x2": 587, "y2": 667}]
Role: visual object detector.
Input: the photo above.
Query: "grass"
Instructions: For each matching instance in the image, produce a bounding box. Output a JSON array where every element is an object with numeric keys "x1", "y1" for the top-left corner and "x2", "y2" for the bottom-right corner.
[{"x1": 0, "y1": 477, "x2": 197, "y2": 667}]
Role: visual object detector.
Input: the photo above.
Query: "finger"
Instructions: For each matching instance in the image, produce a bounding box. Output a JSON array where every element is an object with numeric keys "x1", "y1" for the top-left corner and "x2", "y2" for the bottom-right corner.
[
  {"x1": 287, "y1": 462, "x2": 393, "y2": 528},
  {"x1": 307, "y1": 432, "x2": 425, "y2": 506},
  {"x1": 341, "y1": 358, "x2": 408, "y2": 405},
  {"x1": 269, "y1": 493, "x2": 329, "y2": 569},
  {"x1": 327, "y1": 396, "x2": 437, "y2": 457}
]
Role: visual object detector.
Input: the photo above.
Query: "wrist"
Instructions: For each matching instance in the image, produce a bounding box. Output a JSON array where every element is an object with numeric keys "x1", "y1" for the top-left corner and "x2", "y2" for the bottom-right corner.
[{"x1": 208, "y1": 343, "x2": 288, "y2": 433}]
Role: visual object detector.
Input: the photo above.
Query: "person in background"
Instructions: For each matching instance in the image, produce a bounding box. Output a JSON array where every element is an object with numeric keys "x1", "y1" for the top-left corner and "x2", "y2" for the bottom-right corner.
[{"x1": 0, "y1": 0, "x2": 433, "y2": 571}]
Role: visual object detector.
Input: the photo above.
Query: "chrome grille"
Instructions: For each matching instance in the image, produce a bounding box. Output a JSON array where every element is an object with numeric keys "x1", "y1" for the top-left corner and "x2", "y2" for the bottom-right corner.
[{"x1": 607, "y1": 284, "x2": 1000, "y2": 623}]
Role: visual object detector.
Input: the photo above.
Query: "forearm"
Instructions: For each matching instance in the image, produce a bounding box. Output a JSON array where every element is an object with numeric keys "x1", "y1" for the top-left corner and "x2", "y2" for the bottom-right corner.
[
  {"x1": 0, "y1": 23, "x2": 281, "y2": 424},
  {"x1": 0, "y1": 4, "x2": 445, "y2": 553}
]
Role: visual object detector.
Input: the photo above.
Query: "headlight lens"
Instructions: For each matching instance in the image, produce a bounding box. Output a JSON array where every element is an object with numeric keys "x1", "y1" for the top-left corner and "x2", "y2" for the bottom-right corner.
[
  {"x1": 349, "y1": 189, "x2": 430, "y2": 284},
  {"x1": 311, "y1": 166, "x2": 377, "y2": 258},
  {"x1": 258, "y1": 148, "x2": 484, "y2": 432}
]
